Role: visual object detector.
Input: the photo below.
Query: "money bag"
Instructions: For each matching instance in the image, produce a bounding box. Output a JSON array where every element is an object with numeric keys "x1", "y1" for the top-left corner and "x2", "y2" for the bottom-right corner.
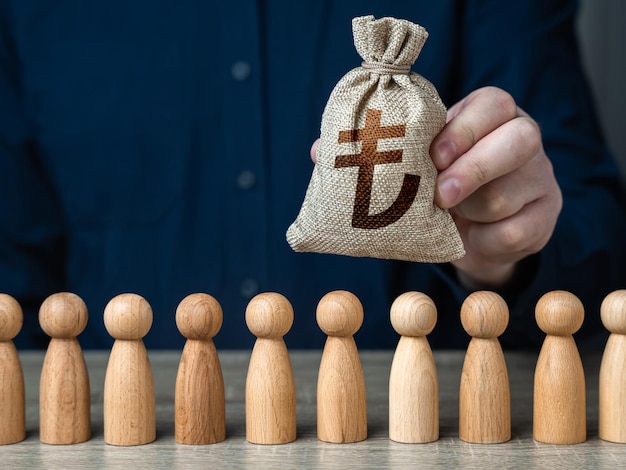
[{"x1": 286, "y1": 15, "x2": 464, "y2": 263}]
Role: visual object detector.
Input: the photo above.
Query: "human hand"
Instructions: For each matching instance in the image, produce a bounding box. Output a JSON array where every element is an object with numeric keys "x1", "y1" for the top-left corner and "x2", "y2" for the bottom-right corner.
[{"x1": 431, "y1": 87, "x2": 562, "y2": 289}]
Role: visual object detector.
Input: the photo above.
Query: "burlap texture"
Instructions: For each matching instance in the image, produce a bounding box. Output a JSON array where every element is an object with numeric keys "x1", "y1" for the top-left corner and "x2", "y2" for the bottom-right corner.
[{"x1": 286, "y1": 15, "x2": 465, "y2": 263}]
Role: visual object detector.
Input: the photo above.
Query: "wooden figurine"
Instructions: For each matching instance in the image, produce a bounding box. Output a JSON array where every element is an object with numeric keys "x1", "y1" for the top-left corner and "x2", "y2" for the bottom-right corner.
[
  {"x1": 389, "y1": 291, "x2": 439, "y2": 443},
  {"x1": 245, "y1": 292, "x2": 296, "y2": 444},
  {"x1": 175, "y1": 293, "x2": 226, "y2": 444},
  {"x1": 533, "y1": 290, "x2": 586, "y2": 444},
  {"x1": 459, "y1": 291, "x2": 510, "y2": 444},
  {"x1": 316, "y1": 290, "x2": 367, "y2": 443},
  {"x1": 39, "y1": 292, "x2": 91, "y2": 444},
  {"x1": 599, "y1": 289, "x2": 626, "y2": 443},
  {"x1": 0, "y1": 294, "x2": 25, "y2": 445},
  {"x1": 103, "y1": 293, "x2": 155, "y2": 446}
]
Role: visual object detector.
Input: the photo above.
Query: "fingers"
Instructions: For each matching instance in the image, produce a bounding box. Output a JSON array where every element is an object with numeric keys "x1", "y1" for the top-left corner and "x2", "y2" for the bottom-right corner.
[
  {"x1": 435, "y1": 114, "x2": 541, "y2": 209},
  {"x1": 429, "y1": 86, "x2": 563, "y2": 288},
  {"x1": 431, "y1": 87, "x2": 519, "y2": 170},
  {"x1": 431, "y1": 87, "x2": 533, "y2": 210},
  {"x1": 452, "y1": 140, "x2": 554, "y2": 222}
]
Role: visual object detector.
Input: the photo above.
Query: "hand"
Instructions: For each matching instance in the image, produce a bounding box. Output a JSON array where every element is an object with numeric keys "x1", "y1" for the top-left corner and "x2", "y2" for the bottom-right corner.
[{"x1": 431, "y1": 87, "x2": 562, "y2": 289}]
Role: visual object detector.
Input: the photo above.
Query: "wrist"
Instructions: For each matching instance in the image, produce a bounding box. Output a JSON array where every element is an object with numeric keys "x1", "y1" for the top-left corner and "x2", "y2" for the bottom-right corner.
[
  {"x1": 452, "y1": 255, "x2": 540, "y2": 295},
  {"x1": 455, "y1": 264, "x2": 516, "y2": 291}
]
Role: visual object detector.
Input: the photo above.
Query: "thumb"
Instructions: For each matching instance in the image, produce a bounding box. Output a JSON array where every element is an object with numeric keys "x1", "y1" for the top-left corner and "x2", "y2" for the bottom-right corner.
[{"x1": 310, "y1": 139, "x2": 320, "y2": 163}]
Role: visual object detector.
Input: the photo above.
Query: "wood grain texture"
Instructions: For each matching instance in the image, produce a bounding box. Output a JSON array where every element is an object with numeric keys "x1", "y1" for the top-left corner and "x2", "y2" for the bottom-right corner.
[
  {"x1": 316, "y1": 291, "x2": 366, "y2": 443},
  {"x1": 103, "y1": 294, "x2": 155, "y2": 446},
  {"x1": 0, "y1": 293, "x2": 24, "y2": 445},
  {"x1": 533, "y1": 291, "x2": 586, "y2": 444},
  {"x1": 533, "y1": 336, "x2": 586, "y2": 444},
  {"x1": 317, "y1": 336, "x2": 367, "y2": 443},
  {"x1": 459, "y1": 291, "x2": 510, "y2": 444},
  {"x1": 599, "y1": 335, "x2": 626, "y2": 442},
  {"x1": 389, "y1": 291, "x2": 438, "y2": 443},
  {"x1": 459, "y1": 338, "x2": 510, "y2": 443},
  {"x1": 245, "y1": 293, "x2": 296, "y2": 444},
  {"x1": 175, "y1": 340, "x2": 225, "y2": 444},
  {"x1": 39, "y1": 292, "x2": 90, "y2": 444},
  {"x1": 3, "y1": 350, "x2": 624, "y2": 469},
  {"x1": 0, "y1": 342, "x2": 24, "y2": 445},
  {"x1": 104, "y1": 340, "x2": 156, "y2": 446},
  {"x1": 174, "y1": 293, "x2": 225, "y2": 445},
  {"x1": 246, "y1": 339, "x2": 296, "y2": 444},
  {"x1": 599, "y1": 289, "x2": 626, "y2": 442},
  {"x1": 39, "y1": 339, "x2": 90, "y2": 444},
  {"x1": 389, "y1": 336, "x2": 438, "y2": 443}
]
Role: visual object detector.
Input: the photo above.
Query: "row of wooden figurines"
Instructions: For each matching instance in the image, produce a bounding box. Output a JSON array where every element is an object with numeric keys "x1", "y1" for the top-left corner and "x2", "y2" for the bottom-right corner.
[{"x1": 1, "y1": 288, "x2": 625, "y2": 446}]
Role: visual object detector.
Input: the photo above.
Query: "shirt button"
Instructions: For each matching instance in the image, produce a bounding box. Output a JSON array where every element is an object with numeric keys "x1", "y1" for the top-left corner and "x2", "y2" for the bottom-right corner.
[
  {"x1": 231, "y1": 61, "x2": 251, "y2": 81},
  {"x1": 236, "y1": 170, "x2": 256, "y2": 190},
  {"x1": 240, "y1": 279, "x2": 259, "y2": 298}
]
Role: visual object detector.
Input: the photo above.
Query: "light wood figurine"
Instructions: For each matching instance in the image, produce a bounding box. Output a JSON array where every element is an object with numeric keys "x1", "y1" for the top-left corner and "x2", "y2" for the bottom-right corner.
[
  {"x1": 39, "y1": 292, "x2": 91, "y2": 444},
  {"x1": 175, "y1": 293, "x2": 226, "y2": 444},
  {"x1": 533, "y1": 290, "x2": 586, "y2": 444},
  {"x1": 103, "y1": 293, "x2": 155, "y2": 446},
  {"x1": 316, "y1": 290, "x2": 367, "y2": 443},
  {"x1": 599, "y1": 289, "x2": 626, "y2": 443},
  {"x1": 245, "y1": 292, "x2": 296, "y2": 444},
  {"x1": 0, "y1": 294, "x2": 25, "y2": 445},
  {"x1": 389, "y1": 291, "x2": 439, "y2": 443},
  {"x1": 459, "y1": 291, "x2": 510, "y2": 444}
]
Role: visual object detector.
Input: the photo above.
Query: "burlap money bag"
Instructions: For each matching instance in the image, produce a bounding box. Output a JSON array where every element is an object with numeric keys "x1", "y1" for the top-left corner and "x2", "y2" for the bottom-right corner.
[{"x1": 287, "y1": 15, "x2": 465, "y2": 263}]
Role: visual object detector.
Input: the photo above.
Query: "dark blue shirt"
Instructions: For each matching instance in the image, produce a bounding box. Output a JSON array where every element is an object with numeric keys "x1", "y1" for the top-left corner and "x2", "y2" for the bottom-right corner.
[{"x1": 1, "y1": 0, "x2": 625, "y2": 350}]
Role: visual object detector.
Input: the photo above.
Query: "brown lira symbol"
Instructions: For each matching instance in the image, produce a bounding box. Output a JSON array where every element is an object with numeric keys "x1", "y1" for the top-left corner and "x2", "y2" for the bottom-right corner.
[{"x1": 335, "y1": 108, "x2": 420, "y2": 229}]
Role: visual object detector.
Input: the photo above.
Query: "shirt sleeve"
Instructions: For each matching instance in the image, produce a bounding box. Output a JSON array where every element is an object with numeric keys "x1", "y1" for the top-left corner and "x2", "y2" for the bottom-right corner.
[
  {"x1": 0, "y1": 2, "x2": 66, "y2": 347},
  {"x1": 440, "y1": 0, "x2": 626, "y2": 348}
]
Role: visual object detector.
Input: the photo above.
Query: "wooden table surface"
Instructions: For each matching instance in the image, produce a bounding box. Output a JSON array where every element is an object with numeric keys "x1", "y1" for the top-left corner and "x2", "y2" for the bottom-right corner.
[{"x1": 4, "y1": 349, "x2": 626, "y2": 469}]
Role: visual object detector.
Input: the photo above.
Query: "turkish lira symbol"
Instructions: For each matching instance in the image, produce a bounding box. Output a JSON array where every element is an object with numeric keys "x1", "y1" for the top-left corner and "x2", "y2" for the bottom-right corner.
[{"x1": 335, "y1": 108, "x2": 420, "y2": 229}]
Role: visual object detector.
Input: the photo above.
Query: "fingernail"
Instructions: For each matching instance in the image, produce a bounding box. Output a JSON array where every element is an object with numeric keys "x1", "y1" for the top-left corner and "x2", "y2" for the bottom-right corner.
[
  {"x1": 437, "y1": 178, "x2": 462, "y2": 208},
  {"x1": 434, "y1": 140, "x2": 456, "y2": 168}
]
